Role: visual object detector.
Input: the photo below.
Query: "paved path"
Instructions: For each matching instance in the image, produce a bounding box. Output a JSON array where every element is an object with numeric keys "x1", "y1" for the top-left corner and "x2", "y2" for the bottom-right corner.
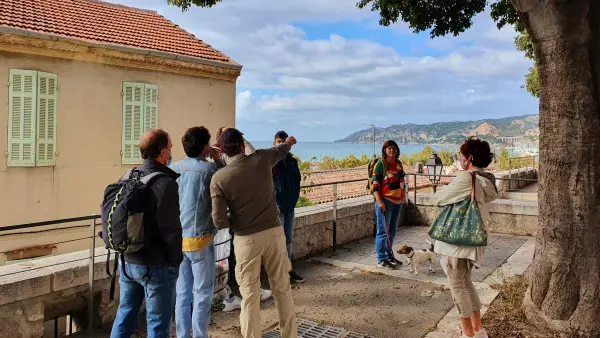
[
  {"x1": 73, "y1": 227, "x2": 535, "y2": 338},
  {"x1": 311, "y1": 226, "x2": 535, "y2": 337}
]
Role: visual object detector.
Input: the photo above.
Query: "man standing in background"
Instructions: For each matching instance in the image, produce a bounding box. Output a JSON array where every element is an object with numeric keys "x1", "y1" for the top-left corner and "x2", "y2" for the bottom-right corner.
[
  {"x1": 272, "y1": 131, "x2": 304, "y2": 283},
  {"x1": 211, "y1": 128, "x2": 298, "y2": 338}
]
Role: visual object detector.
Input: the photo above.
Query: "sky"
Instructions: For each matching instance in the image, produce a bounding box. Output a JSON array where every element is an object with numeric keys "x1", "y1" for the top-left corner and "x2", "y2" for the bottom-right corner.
[{"x1": 114, "y1": 0, "x2": 538, "y2": 142}]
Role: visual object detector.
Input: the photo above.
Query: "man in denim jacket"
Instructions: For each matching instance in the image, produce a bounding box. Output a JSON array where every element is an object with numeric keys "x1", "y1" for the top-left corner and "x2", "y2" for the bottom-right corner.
[{"x1": 170, "y1": 126, "x2": 224, "y2": 338}]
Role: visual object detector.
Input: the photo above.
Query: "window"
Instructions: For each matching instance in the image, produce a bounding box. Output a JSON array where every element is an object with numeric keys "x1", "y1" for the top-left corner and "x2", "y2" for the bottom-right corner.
[
  {"x1": 121, "y1": 82, "x2": 158, "y2": 164},
  {"x1": 7, "y1": 69, "x2": 58, "y2": 167}
]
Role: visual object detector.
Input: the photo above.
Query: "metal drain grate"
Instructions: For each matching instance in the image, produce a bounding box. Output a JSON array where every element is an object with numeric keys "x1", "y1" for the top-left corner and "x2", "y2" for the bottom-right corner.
[{"x1": 262, "y1": 318, "x2": 373, "y2": 338}]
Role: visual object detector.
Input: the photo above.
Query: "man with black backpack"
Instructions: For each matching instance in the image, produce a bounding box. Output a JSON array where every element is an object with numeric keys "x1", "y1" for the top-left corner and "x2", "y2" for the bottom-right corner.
[{"x1": 107, "y1": 129, "x2": 183, "y2": 338}]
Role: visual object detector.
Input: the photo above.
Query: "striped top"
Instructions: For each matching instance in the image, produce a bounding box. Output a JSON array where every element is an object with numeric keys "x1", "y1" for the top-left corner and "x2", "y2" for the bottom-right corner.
[{"x1": 371, "y1": 159, "x2": 406, "y2": 203}]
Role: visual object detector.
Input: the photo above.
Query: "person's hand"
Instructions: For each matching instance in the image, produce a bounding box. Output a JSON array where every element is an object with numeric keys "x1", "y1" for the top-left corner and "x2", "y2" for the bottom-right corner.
[
  {"x1": 377, "y1": 200, "x2": 386, "y2": 213},
  {"x1": 209, "y1": 146, "x2": 221, "y2": 161},
  {"x1": 285, "y1": 136, "x2": 297, "y2": 145}
]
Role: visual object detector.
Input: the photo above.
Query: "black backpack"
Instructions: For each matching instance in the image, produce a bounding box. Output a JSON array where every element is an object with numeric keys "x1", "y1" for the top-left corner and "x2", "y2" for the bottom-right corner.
[{"x1": 100, "y1": 169, "x2": 165, "y2": 299}]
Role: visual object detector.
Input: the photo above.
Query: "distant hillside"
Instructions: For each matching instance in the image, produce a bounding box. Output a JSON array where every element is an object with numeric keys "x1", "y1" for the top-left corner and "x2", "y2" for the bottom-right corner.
[{"x1": 336, "y1": 115, "x2": 539, "y2": 145}]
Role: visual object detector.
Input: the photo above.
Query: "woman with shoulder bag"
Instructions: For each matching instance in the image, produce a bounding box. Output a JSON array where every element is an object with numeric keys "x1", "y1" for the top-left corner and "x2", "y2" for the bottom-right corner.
[
  {"x1": 429, "y1": 137, "x2": 500, "y2": 338},
  {"x1": 371, "y1": 140, "x2": 407, "y2": 270}
]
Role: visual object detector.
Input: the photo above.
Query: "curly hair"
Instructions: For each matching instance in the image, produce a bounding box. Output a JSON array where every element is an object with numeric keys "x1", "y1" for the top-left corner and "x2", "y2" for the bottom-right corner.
[{"x1": 460, "y1": 136, "x2": 494, "y2": 168}]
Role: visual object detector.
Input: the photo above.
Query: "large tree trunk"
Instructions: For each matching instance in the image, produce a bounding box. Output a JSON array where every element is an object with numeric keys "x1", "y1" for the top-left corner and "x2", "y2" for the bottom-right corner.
[{"x1": 511, "y1": 0, "x2": 600, "y2": 336}]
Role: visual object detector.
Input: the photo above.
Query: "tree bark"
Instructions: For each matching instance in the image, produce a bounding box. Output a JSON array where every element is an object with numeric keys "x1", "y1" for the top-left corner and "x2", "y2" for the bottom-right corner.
[{"x1": 511, "y1": 0, "x2": 600, "y2": 336}]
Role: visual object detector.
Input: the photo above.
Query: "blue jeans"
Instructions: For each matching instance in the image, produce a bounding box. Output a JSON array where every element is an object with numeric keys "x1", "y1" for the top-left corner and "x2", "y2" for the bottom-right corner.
[
  {"x1": 374, "y1": 200, "x2": 406, "y2": 263},
  {"x1": 279, "y1": 210, "x2": 295, "y2": 260},
  {"x1": 175, "y1": 243, "x2": 216, "y2": 338},
  {"x1": 110, "y1": 263, "x2": 179, "y2": 338}
]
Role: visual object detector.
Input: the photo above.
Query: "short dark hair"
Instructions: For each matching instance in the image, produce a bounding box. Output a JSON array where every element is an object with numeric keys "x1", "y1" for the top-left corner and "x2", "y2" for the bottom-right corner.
[
  {"x1": 140, "y1": 129, "x2": 169, "y2": 160},
  {"x1": 274, "y1": 130, "x2": 288, "y2": 140},
  {"x1": 460, "y1": 136, "x2": 493, "y2": 168},
  {"x1": 218, "y1": 128, "x2": 245, "y2": 157},
  {"x1": 182, "y1": 126, "x2": 211, "y2": 158},
  {"x1": 216, "y1": 126, "x2": 228, "y2": 141}
]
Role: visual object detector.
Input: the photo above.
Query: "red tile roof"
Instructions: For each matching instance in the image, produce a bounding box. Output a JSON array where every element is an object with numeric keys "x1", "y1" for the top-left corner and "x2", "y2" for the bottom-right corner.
[{"x1": 0, "y1": 0, "x2": 238, "y2": 66}]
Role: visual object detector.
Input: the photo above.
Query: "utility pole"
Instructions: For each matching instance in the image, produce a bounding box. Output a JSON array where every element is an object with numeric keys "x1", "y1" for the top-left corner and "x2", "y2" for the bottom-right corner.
[{"x1": 372, "y1": 124, "x2": 376, "y2": 157}]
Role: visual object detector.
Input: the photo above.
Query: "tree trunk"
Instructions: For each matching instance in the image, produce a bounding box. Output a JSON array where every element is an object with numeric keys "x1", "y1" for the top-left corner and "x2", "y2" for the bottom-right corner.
[{"x1": 510, "y1": 0, "x2": 600, "y2": 336}]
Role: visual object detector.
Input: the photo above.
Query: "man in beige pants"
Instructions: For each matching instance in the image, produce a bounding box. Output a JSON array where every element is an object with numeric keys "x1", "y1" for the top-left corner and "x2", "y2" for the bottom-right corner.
[{"x1": 210, "y1": 128, "x2": 297, "y2": 338}]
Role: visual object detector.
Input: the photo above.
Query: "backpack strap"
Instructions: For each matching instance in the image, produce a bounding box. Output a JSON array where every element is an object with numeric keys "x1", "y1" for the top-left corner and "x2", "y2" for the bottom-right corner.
[{"x1": 139, "y1": 172, "x2": 166, "y2": 185}]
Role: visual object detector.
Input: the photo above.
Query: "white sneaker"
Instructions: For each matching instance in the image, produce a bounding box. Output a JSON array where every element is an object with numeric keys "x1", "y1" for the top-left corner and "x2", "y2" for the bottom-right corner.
[
  {"x1": 474, "y1": 328, "x2": 489, "y2": 338},
  {"x1": 222, "y1": 296, "x2": 241, "y2": 312},
  {"x1": 260, "y1": 288, "x2": 272, "y2": 301}
]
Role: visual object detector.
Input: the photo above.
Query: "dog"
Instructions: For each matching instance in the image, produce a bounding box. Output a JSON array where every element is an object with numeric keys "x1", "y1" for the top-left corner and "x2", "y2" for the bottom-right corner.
[{"x1": 397, "y1": 240, "x2": 437, "y2": 275}]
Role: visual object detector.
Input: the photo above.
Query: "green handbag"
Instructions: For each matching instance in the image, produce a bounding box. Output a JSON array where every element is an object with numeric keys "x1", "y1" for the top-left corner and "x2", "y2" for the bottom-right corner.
[{"x1": 428, "y1": 173, "x2": 487, "y2": 247}]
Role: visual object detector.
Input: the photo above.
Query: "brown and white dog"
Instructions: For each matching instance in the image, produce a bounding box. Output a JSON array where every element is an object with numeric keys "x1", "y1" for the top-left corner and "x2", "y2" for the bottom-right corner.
[{"x1": 397, "y1": 240, "x2": 437, "y2": 275}]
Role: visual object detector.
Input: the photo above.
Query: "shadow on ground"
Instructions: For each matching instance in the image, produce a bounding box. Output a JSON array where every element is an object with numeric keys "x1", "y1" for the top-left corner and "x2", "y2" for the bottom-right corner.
[{"x1": 210, "y1": 261, "x2": 454, "y2": 338}]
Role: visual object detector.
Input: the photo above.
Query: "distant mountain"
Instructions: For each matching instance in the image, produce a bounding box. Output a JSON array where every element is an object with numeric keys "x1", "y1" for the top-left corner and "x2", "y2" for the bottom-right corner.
[{"x1": 336, "y1": 115, "x2": 539, "y2": 145}]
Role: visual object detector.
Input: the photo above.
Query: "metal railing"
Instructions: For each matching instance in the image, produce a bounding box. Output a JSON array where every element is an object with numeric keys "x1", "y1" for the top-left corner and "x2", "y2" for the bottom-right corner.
[
  {"x1": 0, "y1": 167, "x2": 539, "y2": 336},
  {"x1": 0, "y1": 215, "x2": 230, "y2": 337}
]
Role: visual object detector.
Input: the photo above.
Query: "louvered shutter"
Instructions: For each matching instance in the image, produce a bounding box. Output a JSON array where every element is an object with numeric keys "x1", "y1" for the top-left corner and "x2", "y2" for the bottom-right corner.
[
  {"x1": 143, "y1": 84, "x2": 158, "y2": 131},
  {"x1": 36, "y1": 72, "x2": 58, "y2": 166},
  {"x1": 122, "y1": 82, "x2": 144, "y2": 164},
  {"x1": 7, "y1": 69, "x2": 37, "y2": 167}
]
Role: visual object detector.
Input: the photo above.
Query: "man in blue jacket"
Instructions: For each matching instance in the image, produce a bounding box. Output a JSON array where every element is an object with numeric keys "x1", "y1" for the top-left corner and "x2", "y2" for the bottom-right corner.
[
  {"x1": 170, "y1": 126, "x2": 224, "y2": 338},
  {"x1": 272, "y1": 131, "x2": 304, "y2": 283}
]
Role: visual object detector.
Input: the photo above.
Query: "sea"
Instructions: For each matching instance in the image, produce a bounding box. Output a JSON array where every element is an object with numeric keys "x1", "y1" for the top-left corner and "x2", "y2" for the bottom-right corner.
[{"x1": 250, "y1": 141, "x2": 458, "y2": 162}]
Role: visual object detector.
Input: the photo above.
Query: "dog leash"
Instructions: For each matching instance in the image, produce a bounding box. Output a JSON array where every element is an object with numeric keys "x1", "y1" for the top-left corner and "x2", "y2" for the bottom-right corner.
[{"x1": 382, "y1": 214, "x2": 398, "y2": 262}]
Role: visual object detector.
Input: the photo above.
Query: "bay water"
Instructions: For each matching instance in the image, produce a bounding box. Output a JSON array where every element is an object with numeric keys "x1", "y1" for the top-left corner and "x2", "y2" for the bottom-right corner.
[{"x1": 249, "y1": 141, "x2": 458, "y2": 162}]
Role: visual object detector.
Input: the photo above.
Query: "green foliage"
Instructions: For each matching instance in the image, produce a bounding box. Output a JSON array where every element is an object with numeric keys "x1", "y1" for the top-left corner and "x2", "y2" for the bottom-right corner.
[
  {"x1": 399, "y1": 146, "x2": 454, "y2": 167},
  {"x1": 498, "y1": 147, "x2": 510, "y2": 170},
  {"x1": 514, "y1": 29, "x2": 539, "y2": 98},
  {"x1": 166, "y1": 0, "x2": 221, "y2": 10},
  {"x1": 356, "y1": 0, "x2": 487, "y2": 38},
  {"x1": 317, "y1": 154, "x2": 371, "y2": 170},
  {"x1": 295, "y1": 155, "x2": 312, "y2": 174},
  {"x1": 296, "y1": 196, "x2": 314, "y2": 208}
]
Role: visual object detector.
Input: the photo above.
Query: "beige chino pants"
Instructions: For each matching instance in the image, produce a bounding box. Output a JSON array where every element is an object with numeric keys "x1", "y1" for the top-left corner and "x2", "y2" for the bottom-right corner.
[
  {"x1": 446, "y1": 258, "x2": 482, "y2": 318},
  {"x1": 234, "y1": 226, "x2": 297, "y2": 338}
]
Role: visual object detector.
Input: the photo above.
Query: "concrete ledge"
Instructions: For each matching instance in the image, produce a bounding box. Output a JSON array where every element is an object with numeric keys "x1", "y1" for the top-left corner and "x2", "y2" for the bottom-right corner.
[{"x1": 0, "y1": 248, "x2": 111, "y2": 306}]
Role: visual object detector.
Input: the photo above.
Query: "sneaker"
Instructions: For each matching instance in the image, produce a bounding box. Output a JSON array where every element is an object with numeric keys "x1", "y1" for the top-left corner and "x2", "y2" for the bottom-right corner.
[
  {"x1": 378, "y1": 260, "x2": 396, "y2": 270},
  {"x1": 290, "y1": 270, "x2": 305, "y2": 283},
  {"x1": 390, "y1": 257, "x2": 403, "y2": 266},
  {"x1": 260, "y1": 288, "x2": 272, "y2": 301},
  {"x1": 474, "y1": 328, "x2": 488, "y2": 338},
  {"x1": 222, "y1": 296, "x2": 241, "y2": 312}
]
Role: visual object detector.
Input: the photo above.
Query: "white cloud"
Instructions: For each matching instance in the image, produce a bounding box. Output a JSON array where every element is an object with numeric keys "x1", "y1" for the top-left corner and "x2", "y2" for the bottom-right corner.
[{"x1": 115, "y1": 0, "x2": 538, "y2": 141}]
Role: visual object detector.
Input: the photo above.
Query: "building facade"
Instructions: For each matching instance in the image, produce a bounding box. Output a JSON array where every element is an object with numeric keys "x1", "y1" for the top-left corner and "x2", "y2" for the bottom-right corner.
[{"x1": 0, "y1": 0, "x2": 241, "y2": 258}]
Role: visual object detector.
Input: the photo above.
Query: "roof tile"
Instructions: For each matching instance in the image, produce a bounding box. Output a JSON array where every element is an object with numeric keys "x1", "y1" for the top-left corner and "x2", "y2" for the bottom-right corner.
[{"x1": 0, "y1": 0, "x2": 237, "y2": 66}]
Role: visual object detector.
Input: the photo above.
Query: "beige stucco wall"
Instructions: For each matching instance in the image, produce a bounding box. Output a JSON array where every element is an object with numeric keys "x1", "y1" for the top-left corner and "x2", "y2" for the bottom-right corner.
[{"x1": 0, "y1": 50, "x2": 236, "y2": 227}]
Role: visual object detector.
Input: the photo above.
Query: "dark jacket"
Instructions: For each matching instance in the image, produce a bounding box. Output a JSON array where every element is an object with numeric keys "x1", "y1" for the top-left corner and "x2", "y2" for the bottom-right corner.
[
  {"x1": 125, "y1": 159, "x2": 183, "y2": 267},
  {"x1": 273, "y1": 153, "x2": 301, "y2": 213}
]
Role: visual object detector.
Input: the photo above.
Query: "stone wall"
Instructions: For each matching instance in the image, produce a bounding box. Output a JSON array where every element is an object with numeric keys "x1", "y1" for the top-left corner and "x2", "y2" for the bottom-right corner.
[
  {"x1": 0, "y1": 192, "x2": 537, "y2": 336},
  {"x1": 0, "y1": 248, "x2": 117, "y2": 338},
  {"x1": 406, "y1": 193, "x2": 538, "y2": 236},
  {"x1": 292, "y1": 196, "x2": 374, "y2": 259},
  {"x1": 494, "y1": 168, "x2": 538, "y2": 193},
  {"x1": 0, "y1": 198, "x2": 376, "y2": 337}
]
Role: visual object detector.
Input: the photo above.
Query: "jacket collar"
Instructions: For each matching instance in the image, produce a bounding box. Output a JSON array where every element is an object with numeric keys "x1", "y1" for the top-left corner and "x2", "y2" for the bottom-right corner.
[
  {"x1": 227, "y1": 153, "x2": 246, "y2": 165},
  {"x1": 141, "y1": 159, "x2": 180, "y2": 180}
]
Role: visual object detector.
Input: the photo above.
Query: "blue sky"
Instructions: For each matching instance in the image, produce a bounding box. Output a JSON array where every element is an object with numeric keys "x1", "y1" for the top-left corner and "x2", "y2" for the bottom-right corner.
[{"x1": 115, "y1": 0, "x2": 538, "y2": 142}]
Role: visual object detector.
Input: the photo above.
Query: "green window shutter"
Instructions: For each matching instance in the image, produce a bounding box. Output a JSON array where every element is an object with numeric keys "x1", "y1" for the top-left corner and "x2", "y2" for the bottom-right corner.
[
  {"x1": 143, "y1": 84, "x2": 158, "y2": 131},
  {"x1": 122, "y1": 82, "x2": 144, "y2": 164},
  {"x1": 36, "y1": 72, "x2": 58, "y2": 166},
  {"x1": 7, "y1": 69, "x2": 37, "y2": 167}
]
